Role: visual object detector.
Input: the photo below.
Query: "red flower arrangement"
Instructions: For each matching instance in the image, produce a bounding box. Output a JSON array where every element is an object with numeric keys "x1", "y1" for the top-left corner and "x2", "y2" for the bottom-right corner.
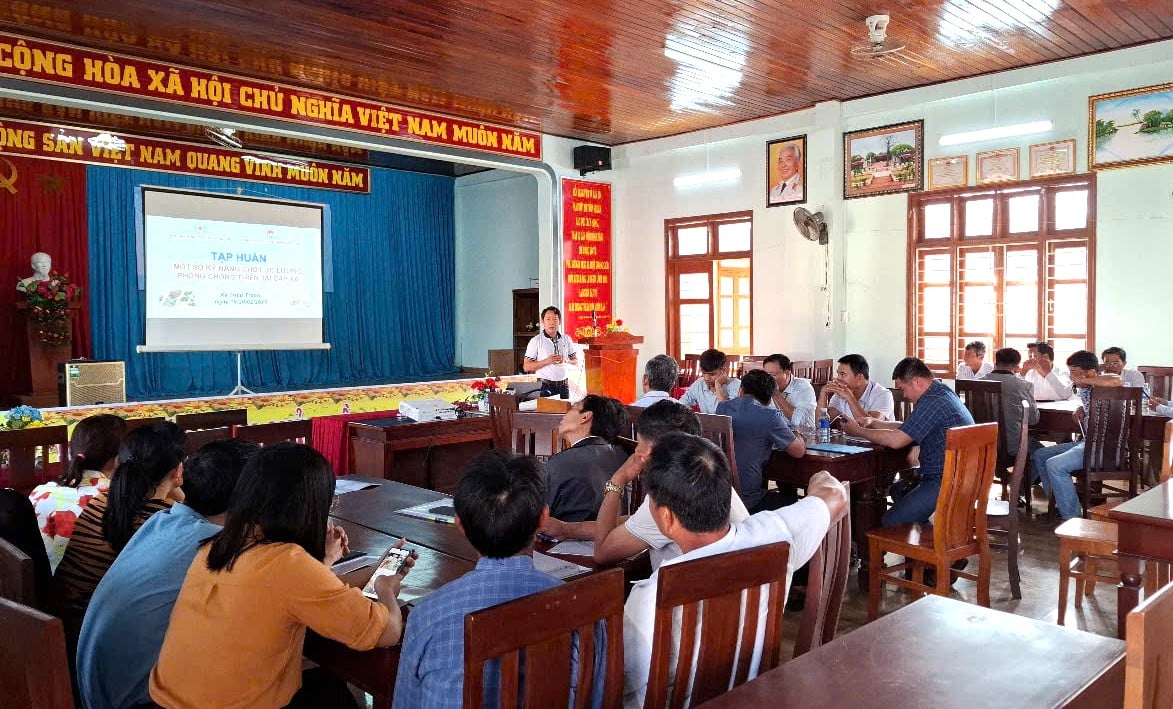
[{"x1": 19, "y1": 272, "x2": 81, "y2": 347}]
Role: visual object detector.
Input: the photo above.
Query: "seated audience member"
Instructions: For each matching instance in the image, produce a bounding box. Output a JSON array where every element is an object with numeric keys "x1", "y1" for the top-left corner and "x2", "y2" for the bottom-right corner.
[
  {"x1": 545, "y1": 394, "x2": 630, "y2": 522},
  {"x1": 1100, "y1": 346, "x2": 1147, "y2": 388},
  {"x1": 0, "y1": 489, "x2": 53, "y2": 610},
  {"x1": 29, "y1": 414, "x2": 127, "y2": 571},
  {"x1": 817, "y1": 354, "x2": 895, "y2": 422},
  {"x1": 395, "y1": 450, "x2": 571, "y2": 708},
  {"x1": 1031, "y1": 351, "x2": 1124, "y2": 521},
  {"x1": 78, "y1": 439, "x2": 260, "y2": 709},
  {"x1": 541, "y1": 400, "x2": 752, "y2": 569},
  {"x1": 632, "y1": 354, "x2": 680, "y2": 407},
  {"x1": 151, "y1": 443, "x2": 409, "y2": 709},
  {"x1": 717, "y1": 369, "x2": 806, "y2": 512},
  {"x1": 54, "y1": 422, "x2": 186, "y2": 634},
  {"x1": 1021, "y1": 342, "x2": 1074, "y2": 401},
  {"x1": 678, "y1": 348, "x2": 741, "y2": 414},
  {"x1": 984, "y1": 347, "x2": 1042, "y2": 474},
  {"x1": 1150, "y1": 397, "x2": 1173, "y2": 416},
  {"x1": 956, "y1": 340, "x2": 994, "y2": 380},
  {"x1": 762, "y1": 353, "x2": 817, "y2": 429},
  {"x1": 623, "y1": 433, "x2": 847, "y2": 708},
  {"x1": 841, "y1": 357, "x2": 974, "y2": 526}
]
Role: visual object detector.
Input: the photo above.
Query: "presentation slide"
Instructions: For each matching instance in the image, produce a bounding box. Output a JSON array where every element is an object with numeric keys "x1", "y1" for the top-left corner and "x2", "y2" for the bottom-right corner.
[{"x1": 140, "y1": 188, "x2": 330, "y2": 352}]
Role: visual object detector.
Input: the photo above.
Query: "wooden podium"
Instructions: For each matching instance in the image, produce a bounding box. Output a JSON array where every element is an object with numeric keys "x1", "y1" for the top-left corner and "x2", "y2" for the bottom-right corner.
[
  {"x1": 14, "y1": 301, "x2": 77, "y2": 407},
  {"x1": 577, "y1": 332, "x2": 644, "y2": 404}
]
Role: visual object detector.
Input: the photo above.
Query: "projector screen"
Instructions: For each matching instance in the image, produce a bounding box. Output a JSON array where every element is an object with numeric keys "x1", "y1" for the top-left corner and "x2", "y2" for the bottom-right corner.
[{"x1": 138, "y1": 187, "x2": 330, "y2": 352}]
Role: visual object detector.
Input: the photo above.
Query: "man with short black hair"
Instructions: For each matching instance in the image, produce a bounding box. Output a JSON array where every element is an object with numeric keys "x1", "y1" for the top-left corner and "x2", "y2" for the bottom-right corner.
[
  {"x1": 678, "y1": 348, "x2": 741, "y2": 414},
  {"x1": 623, "y1": 433, "x2": 846, "y2": 708},
  {"x1": 523, "y1": 305, "x2": 579, "y2": 398},
  {"x1": 985, "y1": 347, "x2": 1041, "y2": 463},
  {"x1": 762, "y1": 353, "x2": 817, "y2": 429},
  {"x1": 1021, "y1": 341, "x2": 1074, "y2": 401},
  {"x1": 841, "y1": 357, "x2": 974, "y2": 526},
  {"x1": 817, "y1": 354, "x2": 895, "y2": 422},
  {"x1": 395, "y1": 450, "x2": 566, "y2": 707},
  {"x1": 717, "y1": 369, "x2": 806, "y2": 512},
  {"x1": 956, "y1": 341, "x2": 994, "y2": 380},
  {"x1": 1100, "y1": 346, "x2": 1146, "y2": 388},
  {"x1": 544, "y1": 394, "x2": 630, "y2": 522},
  {"x1": 632, "y1": 354, "x2": 680, "y2": 407},
  {"x1": 78, "y1": 439, "x2": 260, "y2": 709}
]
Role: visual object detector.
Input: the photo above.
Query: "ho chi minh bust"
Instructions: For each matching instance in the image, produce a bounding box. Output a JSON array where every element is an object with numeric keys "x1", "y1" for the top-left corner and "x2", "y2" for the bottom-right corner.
[{"x1": 16, "y1": 252, "x2": 52, "y2": 293}]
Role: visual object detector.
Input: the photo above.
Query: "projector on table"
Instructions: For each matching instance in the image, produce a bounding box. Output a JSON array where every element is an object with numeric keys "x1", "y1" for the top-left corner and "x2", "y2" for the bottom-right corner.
[{"x1": 398, "y1": 398, "x2": 458, "y2": 422}]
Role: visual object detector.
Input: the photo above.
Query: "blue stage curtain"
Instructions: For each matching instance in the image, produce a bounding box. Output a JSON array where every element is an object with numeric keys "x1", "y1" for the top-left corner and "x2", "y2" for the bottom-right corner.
[{"x1": 87, "y1": 166, "x2": 456, "y2": 399}]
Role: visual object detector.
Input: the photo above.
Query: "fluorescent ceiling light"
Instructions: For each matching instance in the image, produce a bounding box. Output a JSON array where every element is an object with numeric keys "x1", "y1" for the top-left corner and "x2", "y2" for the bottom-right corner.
[
  {"x1": 673, "y1": 168, "x2": 742, "y2": 189},
  {"x1": 939, "y1": 120, "x2": 1052, "y2": 146}
]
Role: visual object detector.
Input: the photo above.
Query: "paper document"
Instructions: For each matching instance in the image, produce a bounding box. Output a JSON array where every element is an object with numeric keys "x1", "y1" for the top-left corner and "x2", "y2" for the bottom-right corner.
[
  {"x1": 331, "y1": 554, "x2": 375, "y2": 576},
  {"x1": 533, "y1": 551, "x2": 590, "y2": 580},
  {"x1": 335, "y1": 477, "x2": 380, "y2": 495},
  {"x1": 547, "y1": 540, "x2": 596, "y2": 557},
  {"x1": 396, "y1": 499, "x2": 457, "y2": 524},
  {"x1": 806, "y1": 443, "x2": 872, "y2": 454}
]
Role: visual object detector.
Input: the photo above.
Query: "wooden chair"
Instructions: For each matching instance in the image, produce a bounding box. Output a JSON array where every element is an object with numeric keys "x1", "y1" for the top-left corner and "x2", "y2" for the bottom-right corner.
[
  {"x1": 645, "y1": 542, "x2": 791, "y2": 708},
  {"x1": 0, "y1": 597, "x2": 74, "y2": 709},
  {"x1": 122, "y1": 416, "x2": 165, "y2": 432},
  {"x1": 1138, "y1": 366, "x2": 1173, "y2": 401},
  {"x1": 955, "y1": 379, "x2": 1011, "y2": 499},
  {"x1": 791, "y1": 360, "x2": 815, "y2": 380},
  {"x1": 0, "y1": 425, "x2": 69, "y2": 494},
  {"x1": 696, "y1": 412, "x2": 740, "y2": 492},
  {"x1": 1164, "y1": 419, "x2": 1173, "y2": 483},
  {"x1": 173, "y1": 408, "x2": 248, "y2": 432},
  {"x1": 1055, "y1": 517, "x2": 1118, "y2": 626},
  {"x1": 888, "y1": 387, "x2": 915, "y2": 423},
  {"x1": 679, "y1": 355, "x2": 701, "y2": 387},
  {"x1": 487, "y1": 391, "x2": 519, "y2": 450},
  {"x1": 724, "y1": 356, "x2": 742, "y2": 379},
  {"x1": 615, "y1": 436, "x2": 642, "y2": 513},
  {"x1": 812, "y1": 359, "x2": 835, "y2": 387},
  {"x1": 793, "y1": 485, "x2": 851, "y2": 658},
  {"x1": 625, "y1": 405, "x2": 644, "y2": 438},
  {"x1": 1078, "y1": 386, "x2": 1144, "y2": 512},
  {"x1": 511, "y1": 412, "x2": 566, "y2": 461},
  {"x1": 463, "y1": 568, "x2": 624, "y2": 709},
  {"x1": 232, "y1": 419, "x2": 313, "y2": 446},
  {"x1": 0, "y1": 537, "x2": 35, "y2": 606},
  {"x1": 987, "y1": 425, "x2": 1030, "y2": 600},
  {"x1": 866, "y1": 423, "x2": 998, "y2": 620},
  {"x1": 739, "y1": 359, "x2": 764, "y2": 377},
  {"x1": 183, "y1": 426, "x2": 233, "y2": 455},
  {"x1": 1125, "y1": 580, "x2": 1173, "y2": 709}
]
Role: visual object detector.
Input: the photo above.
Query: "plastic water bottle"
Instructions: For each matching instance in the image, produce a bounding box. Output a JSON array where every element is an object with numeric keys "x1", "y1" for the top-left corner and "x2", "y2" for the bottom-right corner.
[{"x1": 817, "y1": 408, "x2": 831, "y2": 443}]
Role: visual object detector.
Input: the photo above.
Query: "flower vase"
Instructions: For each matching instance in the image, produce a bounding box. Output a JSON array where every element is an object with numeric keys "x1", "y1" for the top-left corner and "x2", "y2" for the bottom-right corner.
[{"x1": 478, "y1": 396, "x2": 490, "y2": 413}]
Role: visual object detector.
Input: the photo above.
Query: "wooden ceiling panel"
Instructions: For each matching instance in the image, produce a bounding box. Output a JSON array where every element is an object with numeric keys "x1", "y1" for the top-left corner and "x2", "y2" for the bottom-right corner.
[{"x1": 1, "y1": 0, "x2": 1169, "y2": 146}]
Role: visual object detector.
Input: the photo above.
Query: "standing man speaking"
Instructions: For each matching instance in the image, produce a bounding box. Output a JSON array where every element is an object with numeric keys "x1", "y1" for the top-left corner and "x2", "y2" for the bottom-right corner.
[{"x1": 524, "y1": 306, "x2": 579, "y2": 399}]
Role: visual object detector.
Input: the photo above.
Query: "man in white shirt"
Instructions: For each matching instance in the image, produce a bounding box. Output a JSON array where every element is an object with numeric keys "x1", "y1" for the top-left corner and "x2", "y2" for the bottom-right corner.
[
  {"x1": 677, "y1": 348, "x2": 740, "y2": 414},
  {"x1": 955, "y1": 340, "x2": 994, "y2": 380},
  {"x1": 762, "y1": 353, "x2": 817, "y2": 429},
  {"x1": 768, "y1": 142, "x2": 804, "y2": 204},
  {"x1": 622, "y1": 433, "x2": 847, "y2": 708},
  {"x1": 817, "y1": 354, "x2": 895, "y2": 422},
  {"x1": 1100, "y1": 346, "x2": 1147, "y2": 388},
  {"x1": 1021, "y1": 342, "x2": 1074, "y2": 401},
  {"x1": 631, "y1": 355, "x2": 679, "y2": 408},
  {"x1": 523, "y1": 305, "x2": 578, "y2": 398}
]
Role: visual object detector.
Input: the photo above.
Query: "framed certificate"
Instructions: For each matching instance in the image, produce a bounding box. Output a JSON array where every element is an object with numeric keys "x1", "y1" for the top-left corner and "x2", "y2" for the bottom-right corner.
[
  {"x1": 976, "y1": 148, "x2": 1019, "y2": 184},
  {"x1": 1029, "y1": 139, "x2": 1076, "y2": 177},
  {"x1": 927, "y1": 155, "x2": 968, "y2": 189}
]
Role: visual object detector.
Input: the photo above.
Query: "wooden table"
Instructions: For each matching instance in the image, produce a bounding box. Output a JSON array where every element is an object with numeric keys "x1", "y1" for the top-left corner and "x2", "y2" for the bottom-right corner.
[
  {"x1": 348, "y1": 414, "x2": 493, "y2": 493},
  {"x1": 695, "y1": 595, "x2": 1125, "y2": 709},
  {"x1": 1036, "y1": 399, "x2": 1169, "y2": 441},
  {"x1": 1108, "y1": 479, "x2": 1173, "y2": 638}
]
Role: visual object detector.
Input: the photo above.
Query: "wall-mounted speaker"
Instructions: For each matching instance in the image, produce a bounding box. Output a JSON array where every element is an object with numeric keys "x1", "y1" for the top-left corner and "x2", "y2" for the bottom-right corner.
[
  {"x1": 573, "y1": 145, "x2": 612, "y2": 176},
  {"x1": 58, "y1": 360, "x2": 126, "y2": 406}
]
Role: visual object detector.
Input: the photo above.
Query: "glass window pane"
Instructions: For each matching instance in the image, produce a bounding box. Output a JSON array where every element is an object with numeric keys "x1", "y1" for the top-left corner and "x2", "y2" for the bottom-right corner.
[
  {"x1": 1004, "y1": 337, "x2": 1036, "y2": 356},
  {"x1": 679, "y1": 304, "x2": 710, "y2": 355},
  {"x1": 679, "y1": 272, "x2": 709, "y2": 300},
  {"x1": 737, "y1": 277, "x2": 749, "y2": 294},
  {"x1": 677, "y1": 226, "x2": 708, "y2": 255},
  {"x1": 1052, "y1": 283, "x2": 1087, "y2": 333},
  {"x1": 717, "y1": 221, "x2": 751, "y2": 252},
  {"x1": 1052, "y1": 338, "x2": 1087, "y2": 362},
  {"x1": 924, "y1": 203, "x2": 952, "y2": 240},
  {"x1": 1054, "y1": 190, "x2": 1088, "y2": 230},
  {"x1": 738, "y1": 299, "x2": 750, "y2": 324},
  {"x1": 719, "y1": 276, "x2": 733, "y2": 293},
  {"x1": 960, "y1": 285, "x2": 996, "y2": 333},
  {"x1": 1008, "y1": 194, "x2": 1040, "y2": 233},
  {"x1": 961, "y1": 251, "x2": 995, "y2": 282},
  {"x1": 1005, "y1": 284, "x2": 1038, "y2": 334},
  {"x1": 922, "y1": 336, "x2": 952, "y2": 364},
  {"x1": 922, "y1": 253, "x2": 951, "y2": 284},
  {"x1": 719, "y1": 297, "x2": 734, "y2": 323},
  {"x1": 1052, "y1": 247, "x2": 1087, "y2": 280},
  {"x1": 1005, "y1": 249, "x2": 1038, "y2": 283},
  {"x1": 922, "y1": 286, "x2": 951, "y2": 331},
  {"x1": 719, "y1": 328, "x2": 733, "y2": 348},
  {"x1": 737, "y1": 328, "x2": 750, "y2": 347},
  {"x1": 964, "y1": 199, "x2": 994, "y2": 237}
]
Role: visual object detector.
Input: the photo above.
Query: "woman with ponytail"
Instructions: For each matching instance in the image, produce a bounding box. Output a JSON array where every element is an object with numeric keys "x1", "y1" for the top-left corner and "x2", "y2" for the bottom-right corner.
[
  {"x1": 29, "y1": 414, "x2": 127, "y2": 571},
  {"x1": 54, "y1": 421, "x2": 185, "y2": 634}
]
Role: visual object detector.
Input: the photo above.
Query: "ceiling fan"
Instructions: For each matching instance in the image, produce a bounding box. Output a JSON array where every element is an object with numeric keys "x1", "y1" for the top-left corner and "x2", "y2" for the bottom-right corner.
[
  {"x1": 793, "y1": 207, "x2": 828, "y2": 245},
  {"x1": 851, "y1": 15, "x2": 933, "y2": 69}
]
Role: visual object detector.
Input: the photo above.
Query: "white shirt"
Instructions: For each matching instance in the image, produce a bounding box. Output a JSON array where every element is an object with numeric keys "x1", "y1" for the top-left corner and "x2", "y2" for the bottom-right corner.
[
  {"x1": 955, "y1": 361, "x2": 994, "y2": 380},
  {"x1": 768, "y1": 176, "x2": 803, "y2": 203},
  {"x1": 678, "y1": 377, "x2": 741, "y2": 414},
  {"x1": 829, "y1": 380, "x2": 895, "y2": 421},
  {"x1": 524, "y1": 331, "x2": 578, "y2": 381},
  {"x1": 1023, "y1": 364, "x2": 1074, "y2": 401},
  {"x1": 1121, "y1": 369, "x2": 1146, "y2": 388},
  {"x1": 625, "y1": 492, "x2": 751, "y2": 570},
  {"x1": 631, "y1": 390, "x2": 673, "y2": 408},
  {"x1": 622, "y1": 497, "x2": 830, "y2": 709},
  {"x1": 768, "y1": 376, "x2": 818, "y2": 429},
  {"x1": 1155, "y1": 401, "x2": 1173, "y2": 417}
]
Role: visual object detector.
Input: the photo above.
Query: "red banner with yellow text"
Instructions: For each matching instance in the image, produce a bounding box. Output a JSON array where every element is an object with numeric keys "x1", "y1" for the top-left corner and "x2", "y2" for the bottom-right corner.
[
  {"x1": 0, "y1": 118, "x2": 370, "y2": 192},
  {"x1": 561, "y1": 178, "x2": 612, "y2": 337},
  {"x1": 0, "y1": 33, "x2": 542, "y2": 160}
]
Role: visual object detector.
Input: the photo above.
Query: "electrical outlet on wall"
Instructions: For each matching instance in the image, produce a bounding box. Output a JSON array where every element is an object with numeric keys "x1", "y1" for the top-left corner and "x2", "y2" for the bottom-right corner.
[{"x1": 840, "y1": 310, "x2": 849, "y2": 323}]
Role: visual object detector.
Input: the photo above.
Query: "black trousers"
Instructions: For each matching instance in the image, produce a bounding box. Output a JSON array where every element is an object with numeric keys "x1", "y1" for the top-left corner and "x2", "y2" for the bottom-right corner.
[{"x1": 540, "y1": 379, "x2": 570, "y2": 399}]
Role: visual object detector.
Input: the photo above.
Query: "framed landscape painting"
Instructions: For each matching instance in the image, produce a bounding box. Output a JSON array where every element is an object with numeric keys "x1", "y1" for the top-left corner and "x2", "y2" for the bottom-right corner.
[
  {"x1": 1089, "y1": 82, "x2": 1173, "y2": 170},
  {"x1": 844, "y1": 120, "x2": 924, "y2": 199}
]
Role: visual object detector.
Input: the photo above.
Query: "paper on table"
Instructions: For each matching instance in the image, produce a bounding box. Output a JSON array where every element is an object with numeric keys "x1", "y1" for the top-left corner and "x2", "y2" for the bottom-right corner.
[
  {"x1": 335, "y1": 477, "x2": 380, "y2": 495},
  {"x1": 547, "y1": 540, "x2": 595, "y2": 557},
  {"x1": 331, "y1": 554, "x2": 375, "y2": 576},
  {"x1": 532, "y1": 551, "x2": 589, "y2": 580},
  {"x1": 396, "y1": 499, "x2": 457, "y2": 524}
]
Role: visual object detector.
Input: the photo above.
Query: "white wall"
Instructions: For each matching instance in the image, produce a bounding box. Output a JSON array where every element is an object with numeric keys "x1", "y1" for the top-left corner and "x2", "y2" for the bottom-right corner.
[{"x1": 612, "y1": 39, "x2": 1173, "y2": 386}]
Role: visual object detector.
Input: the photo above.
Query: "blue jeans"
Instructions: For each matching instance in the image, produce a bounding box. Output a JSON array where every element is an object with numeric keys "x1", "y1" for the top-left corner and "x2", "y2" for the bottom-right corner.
[
  {"x1": 1031, "y1": 441, "x2": 1086, "y2": 520},
  {"x1": 883, "y1": 475, "x2": 942, "y2": 526}
]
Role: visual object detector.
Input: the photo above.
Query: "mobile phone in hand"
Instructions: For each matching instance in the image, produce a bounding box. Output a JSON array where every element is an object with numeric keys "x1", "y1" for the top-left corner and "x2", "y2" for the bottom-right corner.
[{"x1": 361, "y1": 547, "x2": 412, "y2": 599}]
